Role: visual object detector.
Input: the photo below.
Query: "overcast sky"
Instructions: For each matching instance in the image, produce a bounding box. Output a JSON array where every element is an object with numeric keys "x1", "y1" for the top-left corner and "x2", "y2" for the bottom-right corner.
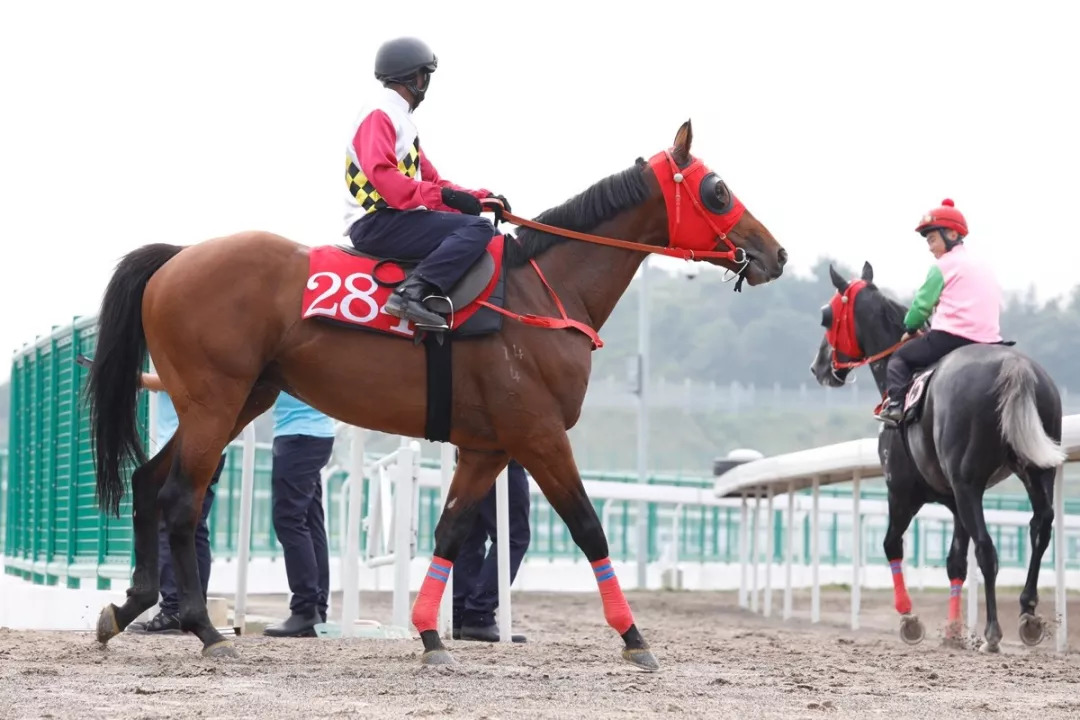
[{"x1": 2, "y1": 1, "x2": 1077, "y2": 382}]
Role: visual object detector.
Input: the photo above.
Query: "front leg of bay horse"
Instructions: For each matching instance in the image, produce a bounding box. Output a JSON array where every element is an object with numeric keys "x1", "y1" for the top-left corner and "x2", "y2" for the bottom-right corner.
[
  {"x1": 882, "y1": 488, "x2": 925, "y2": 644},
  {"x1": 96, "y1": 440, "x2": 176, "y2": 644},
  {"x1": 412, "y1": 448, "x2": 506, "y2": 665},
  {"x1": 942, "y1": 509, "x2": 970, "y2": 645},
  {"x1": 515, "y1": 431, "x2": 658, "y2": 672}
]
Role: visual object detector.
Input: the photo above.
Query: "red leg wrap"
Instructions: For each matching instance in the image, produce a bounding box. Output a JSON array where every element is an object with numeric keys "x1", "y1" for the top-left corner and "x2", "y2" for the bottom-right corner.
[
  {"x1": 591, "y1": 558, "x2": 634, "y2": 634},
  {"x1": 411, "y1": 556, "x2": 451, "y2": 633},
  {"x1": 948, "y1": 579, "x2": 963, "y2": 622},
  {"x1": 889, "y1": 558, "x2": 912, "y2": 615}
]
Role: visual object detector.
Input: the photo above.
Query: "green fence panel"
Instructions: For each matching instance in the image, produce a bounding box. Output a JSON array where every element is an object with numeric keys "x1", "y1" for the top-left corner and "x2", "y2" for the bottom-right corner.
[{"x1": 7, "y1": 317, "x2": 1080, "y2": 588}]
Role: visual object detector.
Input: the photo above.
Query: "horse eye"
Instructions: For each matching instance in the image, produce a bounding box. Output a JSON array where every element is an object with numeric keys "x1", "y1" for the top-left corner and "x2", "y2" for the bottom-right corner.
[{"x1": 820, "y1": 305, "x2": 833, "y2": 328}]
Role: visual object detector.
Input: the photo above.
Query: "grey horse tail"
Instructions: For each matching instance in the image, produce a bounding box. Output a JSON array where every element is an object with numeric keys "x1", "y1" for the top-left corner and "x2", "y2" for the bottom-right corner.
[{"x1": 994, "y1": 355, "x2": 1065, "y2": 469}]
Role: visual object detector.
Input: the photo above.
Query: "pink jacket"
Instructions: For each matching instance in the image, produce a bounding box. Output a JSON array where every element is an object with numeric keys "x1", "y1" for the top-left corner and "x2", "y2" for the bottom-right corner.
[{"x1": 904, "y1": 244, "x2": 1002, "y2": 343}]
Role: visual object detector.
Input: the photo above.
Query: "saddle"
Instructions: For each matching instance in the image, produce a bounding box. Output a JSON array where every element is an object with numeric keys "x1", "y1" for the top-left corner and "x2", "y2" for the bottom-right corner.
[{"x1": 336, "y1": 244, "x2": 498, "y2": 321}]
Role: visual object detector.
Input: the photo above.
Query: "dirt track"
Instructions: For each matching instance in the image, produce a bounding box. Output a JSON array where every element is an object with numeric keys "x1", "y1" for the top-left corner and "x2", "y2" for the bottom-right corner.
[{"x1": 2, "y1": 588, "x2": 1078, "y2": 719}]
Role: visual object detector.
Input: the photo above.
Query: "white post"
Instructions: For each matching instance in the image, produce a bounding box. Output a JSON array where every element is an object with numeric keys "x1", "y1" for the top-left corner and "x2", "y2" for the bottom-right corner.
[
  {"x1": 340, "y1": 427, "x2": 365, "y2": 638},
  {"x1": 851, "y1": 470, "x2": 861, "y2": 631},
  {"x1": 1054, "y1": 464, "x2": 1067, "y2": 653},
  {"x1": 811, "y1": 476, "x2": 820, "y2": 624},
  {"x1": 635, "y1": 257, "x2": 650, "y2": 590},
  {"x1": 391, "y1": 439, "x2": 414, "y2": 630},
  {"x1": 966, "y1": 541, "x2": 979, "y2": 633},
  {"x1": 438, "y1": 443, "x2": 456, "y2": 638},
  {"x1": 495, "y1": 466, "x2": 512, "y2": 643},
  {"x1": 764, "y1": 486, "x2": 775, "y2": 618},
  {"x1": 783, "y1": 480, "x2": 795, "y2": 620},
  {"x1": 738, "y1": 492, "x2": 749, "y2": 609},
  {"x1": 916, "y1": 520, "x2": 925, "y2": 591},
  {"x1": 750, "y1": 488, "x2": 761, "y2": 613},
  {"x1": 232, "y1": 422, "x2": 256, "y2": 634}
]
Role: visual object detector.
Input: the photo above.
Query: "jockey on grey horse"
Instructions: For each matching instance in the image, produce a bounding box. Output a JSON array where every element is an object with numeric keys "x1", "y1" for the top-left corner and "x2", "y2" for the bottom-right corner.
[{"x1": 878, "y1": 198, "x2": 1003, "y2": 426}]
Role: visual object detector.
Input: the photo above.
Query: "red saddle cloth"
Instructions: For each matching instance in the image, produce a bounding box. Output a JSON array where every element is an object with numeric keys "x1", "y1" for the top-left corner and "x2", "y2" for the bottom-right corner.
[{"x1": 300, "y1": 236, "x2": 504, "y2": 338}]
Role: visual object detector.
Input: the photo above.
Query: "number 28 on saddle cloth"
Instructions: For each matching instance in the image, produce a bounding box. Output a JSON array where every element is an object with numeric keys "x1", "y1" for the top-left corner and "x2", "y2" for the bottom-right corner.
[{"x1": 300, "y1": 236, "x2": 507, "y2": 340}]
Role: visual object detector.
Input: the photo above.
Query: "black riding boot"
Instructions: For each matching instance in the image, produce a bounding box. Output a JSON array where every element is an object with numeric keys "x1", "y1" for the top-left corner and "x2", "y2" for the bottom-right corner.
[
  {"x1": 877, "y1": 397, "x2": 904, "y2": 426},
  {"x1": 384, "y1": 274, "x2": 448, "y2": 330}
]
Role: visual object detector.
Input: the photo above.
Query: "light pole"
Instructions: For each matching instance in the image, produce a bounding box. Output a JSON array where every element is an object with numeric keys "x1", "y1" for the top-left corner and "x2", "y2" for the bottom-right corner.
[{"x1": 635, "y1": 257, "x2": 650, "y2": 589}]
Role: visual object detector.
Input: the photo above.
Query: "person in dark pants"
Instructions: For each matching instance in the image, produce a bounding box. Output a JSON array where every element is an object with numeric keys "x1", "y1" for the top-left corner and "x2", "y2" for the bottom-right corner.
[
  {"x1": 343, "y1": 36, "x2": 511, "y2": 330},
  {"x1": 453, "y1": 459, "x2": 531, "y2": 643},
  {"x1": 263, "y1": 393, "x2": 335, "y2": 638},
  {"x1": 128, "y1": 376, "x2": 224, "y2": 635}
]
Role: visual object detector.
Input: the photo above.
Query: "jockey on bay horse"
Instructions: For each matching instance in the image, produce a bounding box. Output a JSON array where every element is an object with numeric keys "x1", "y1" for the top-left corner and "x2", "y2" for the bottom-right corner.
[{"x1": 344, "y1": 36, "x2": 512, "y2": 331}]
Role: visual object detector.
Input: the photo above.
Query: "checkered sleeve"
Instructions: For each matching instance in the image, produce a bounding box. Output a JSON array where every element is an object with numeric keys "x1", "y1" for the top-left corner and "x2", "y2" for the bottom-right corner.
[
  {"x1": 353, "y1": 110, "x2": 446, "y2": 211},
  {"x1": 420, "y1": 149, "x2": 491, "y2": 202}
]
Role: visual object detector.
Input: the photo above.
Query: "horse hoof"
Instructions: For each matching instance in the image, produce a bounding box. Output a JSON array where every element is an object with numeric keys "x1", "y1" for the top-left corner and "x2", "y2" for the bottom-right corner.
[
  {"x1": 96, "y1": 605, "x2": 120, "y2": 645},
  {"x1": 621, "y1": 647, "x2": 660, "y2": 672},
  {"x1": 421, "y1": 649, "x2": 456, "y2": 666},
  {"x1": 899, "y1": 614, "x2": 925, "y2": 645},
  {"x1": 202, "y1": 640, "x2": 240, "y2": 659},
  {"x1": 979, "y1": 641, "x2": 1001, "y2": 654},
  {"x1": 1019, "y1": 613, "x2": 1045, "y2": 647}
]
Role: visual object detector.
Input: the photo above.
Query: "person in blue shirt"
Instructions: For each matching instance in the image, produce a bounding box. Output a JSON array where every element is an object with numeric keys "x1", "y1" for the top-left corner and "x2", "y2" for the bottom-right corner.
[
  {"x1": 128, "y1": 373, "x2": 225, "y2": 635},
  {"x1": 262, "y1": 393, "x2": 336, "y2": 637}
]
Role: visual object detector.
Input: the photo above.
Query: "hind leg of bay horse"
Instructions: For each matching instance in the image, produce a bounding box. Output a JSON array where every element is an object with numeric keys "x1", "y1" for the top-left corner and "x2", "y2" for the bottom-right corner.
[
  {"x1": 950, "y1": 481, "x2": 1001, "y2": 652},
  {"x1": 158, "y1": 384, "x2": 279, "y2": 657},
  {"x1": 411, "y1": 448, "x2": 507, "y2": 665},
  {"x1": 1016, "y1": 464, "x2": 1056, "y2": 646},
  {"x1": 96, "y1": 439, "x2": 177, "y2": 643},
  {"x1": 515, "y1": 431, "x2": 658, "y2": 672},
  {"x1": 882, "y1": 487, "x2": 924, "y2": 643}
]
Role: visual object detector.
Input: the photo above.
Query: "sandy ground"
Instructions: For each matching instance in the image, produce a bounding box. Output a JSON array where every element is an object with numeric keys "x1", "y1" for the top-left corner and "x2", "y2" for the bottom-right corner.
[{"x1": 1, "y1": 587, "x2": 1079, "y2": 720}]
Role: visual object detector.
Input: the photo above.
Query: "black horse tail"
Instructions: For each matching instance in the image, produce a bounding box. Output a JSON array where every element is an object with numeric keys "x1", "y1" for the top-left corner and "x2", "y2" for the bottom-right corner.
[
  {"x1": 994, "y1": 355, "x2": 1066, "y2": 469},
  {"x1": 85, "y1": 243, "x2": 184, "y2": 517}
]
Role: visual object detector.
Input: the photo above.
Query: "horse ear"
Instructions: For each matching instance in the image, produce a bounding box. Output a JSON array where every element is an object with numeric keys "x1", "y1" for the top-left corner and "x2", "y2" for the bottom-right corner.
[
  {"x1": 672, "y1": 119, "x2": 693, "y2": 165},
  {"x1": 829, "y1": 264, "x2": 848, "y2": 292},
  {"x1": 861, "y1": 261, "x2": 874, "y2": 283}
]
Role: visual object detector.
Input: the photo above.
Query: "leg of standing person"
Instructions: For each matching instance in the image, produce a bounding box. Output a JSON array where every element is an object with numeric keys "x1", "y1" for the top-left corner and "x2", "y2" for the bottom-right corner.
[
  {"x1": 459, "y1": 459, "x2": 532, "y2": 643},
  {"x1": 264, "y1": 434, "x2": 335, "y2": 637},
  {"x1": 307, "y1": 471, "x2": 331, "y2": 624},
  {"x1": 451, "y1": 513, "x2": 489, "y2": 638}
]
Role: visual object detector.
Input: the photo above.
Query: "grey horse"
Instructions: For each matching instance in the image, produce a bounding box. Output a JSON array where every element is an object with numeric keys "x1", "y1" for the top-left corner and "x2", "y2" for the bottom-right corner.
[{"x1": 810, "y1": 261, "x2": 1064, "y2": 651}]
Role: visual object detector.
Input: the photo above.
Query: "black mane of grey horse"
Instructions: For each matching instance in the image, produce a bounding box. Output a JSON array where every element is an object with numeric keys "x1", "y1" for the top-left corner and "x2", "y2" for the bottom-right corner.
[{"x1": 811, "y1": 261, "x2": 1065, "y2": 651}]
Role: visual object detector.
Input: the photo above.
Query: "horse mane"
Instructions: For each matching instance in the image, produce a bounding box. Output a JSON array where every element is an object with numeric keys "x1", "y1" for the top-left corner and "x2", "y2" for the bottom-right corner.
[
  {"x1": 861, "y1": 282, "x2": 908, "y2": 333},
  {"x1": 505, "y1": 158, "x2": 651, "y2": 268}
]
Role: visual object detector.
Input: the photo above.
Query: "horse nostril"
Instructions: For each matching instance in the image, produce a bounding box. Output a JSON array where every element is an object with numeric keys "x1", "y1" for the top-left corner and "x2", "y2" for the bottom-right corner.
[{"x1": 777, "y1": 248, "x2": 788, "y2": 266}]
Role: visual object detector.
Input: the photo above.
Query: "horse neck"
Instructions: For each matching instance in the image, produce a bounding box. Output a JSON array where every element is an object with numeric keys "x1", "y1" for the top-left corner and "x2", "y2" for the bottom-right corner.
[
  {"x1": 527, "y1": 198, "x2": 668, "y2": 331},
  {"x1": 857, "y1": 291, "x2": 907, "y2": 398}
]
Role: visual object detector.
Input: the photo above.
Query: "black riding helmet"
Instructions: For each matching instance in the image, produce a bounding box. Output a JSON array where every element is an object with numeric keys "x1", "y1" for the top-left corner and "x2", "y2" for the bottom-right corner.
[{"x1": 374, "y1": 37, "x2": 437, "y2": 106}]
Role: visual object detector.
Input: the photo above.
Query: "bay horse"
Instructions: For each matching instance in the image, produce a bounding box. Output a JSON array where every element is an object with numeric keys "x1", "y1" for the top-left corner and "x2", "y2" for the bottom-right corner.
[
  {"x1": 810, "y1": 262, "x2": 1064, "y2": 652},
  {"x1": 85, "y1": 120, "x2": 787, "y2": 668}
]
